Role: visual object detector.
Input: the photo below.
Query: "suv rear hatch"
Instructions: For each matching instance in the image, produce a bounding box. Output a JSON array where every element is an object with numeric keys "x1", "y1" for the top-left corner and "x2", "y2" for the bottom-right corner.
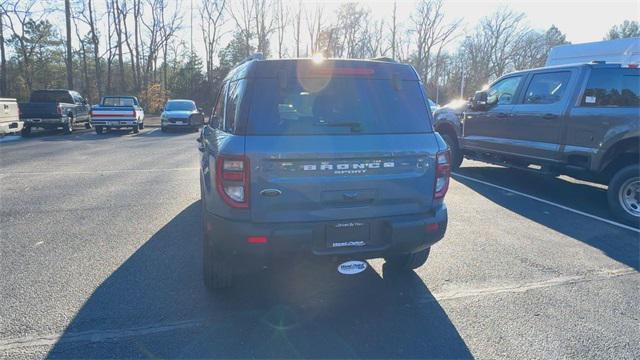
[{"x1": 244, "y1": 65, "x2": 442, "y2": 223}]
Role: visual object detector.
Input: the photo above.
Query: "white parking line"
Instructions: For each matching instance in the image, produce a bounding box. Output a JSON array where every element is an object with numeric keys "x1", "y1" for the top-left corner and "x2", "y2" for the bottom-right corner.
[{"x1": 453, "y1": 172, "x2": 640, "y2": 234}]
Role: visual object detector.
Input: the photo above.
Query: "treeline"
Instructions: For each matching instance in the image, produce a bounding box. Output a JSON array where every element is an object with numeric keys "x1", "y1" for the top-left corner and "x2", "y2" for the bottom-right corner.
[{"x1": 0, "y1": 0, "x2": 638, "y2": 113}]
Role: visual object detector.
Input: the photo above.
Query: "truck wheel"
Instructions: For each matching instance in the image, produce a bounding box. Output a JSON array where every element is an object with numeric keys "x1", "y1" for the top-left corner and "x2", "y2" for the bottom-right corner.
[
  {"x1": 63, "y1": 117, "x2": 74, "y2": 134},
  {"x1": 384, "y1": 248, "x2": 431, "y2": 271},
  {"x1": 21, "y1": 126, "x2": 31, "y2": 137},
  {"x1": 441, "y1": 133, "x2": 463, "y2": 170},
  {"x1": 608, "y1": 164, "x2": 640, "y2": 226},
  {"x1": 132, "y1": 125, "x2": 139, "y2": 134},
  {"x1": 95, "y1": 126, "x2": 104, "y2": 134},
  {"x1": 139, "y1": 122, "x2": 144, "y2": 130}
]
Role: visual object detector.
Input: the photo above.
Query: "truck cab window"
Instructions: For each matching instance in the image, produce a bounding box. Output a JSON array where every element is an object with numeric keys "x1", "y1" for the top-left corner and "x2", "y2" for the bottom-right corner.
[
  {"x1": 487, "y1": 76, "x2": 522, "y2": 106},
  {"x1": 582, "y1": 68, "x2": 640, "y2": 107},
  {"x1": 524, "y1": 72, "x2": 571, "y2": 104}
]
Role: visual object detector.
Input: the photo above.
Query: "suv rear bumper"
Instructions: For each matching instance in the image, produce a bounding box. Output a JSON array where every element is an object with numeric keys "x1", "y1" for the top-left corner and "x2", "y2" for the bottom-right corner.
[{"x1": 203, "y1": 205, "x2": 447, "y2": 260}]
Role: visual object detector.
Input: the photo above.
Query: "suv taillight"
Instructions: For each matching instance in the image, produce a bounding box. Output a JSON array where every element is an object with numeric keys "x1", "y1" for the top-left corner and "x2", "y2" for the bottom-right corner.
[
  {"x1": 216, "y1": 155, "x2": 250, "y2": 208},
  {"x1": 434, "y1": 150, "x2": 451, "y2": 200}
]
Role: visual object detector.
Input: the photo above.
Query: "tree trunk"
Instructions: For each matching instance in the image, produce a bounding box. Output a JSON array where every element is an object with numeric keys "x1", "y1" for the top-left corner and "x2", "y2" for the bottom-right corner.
[
  {"x1": 65, "y1": 0, "x2": 73, "y2": 90},
  {"x1": 0, "y1": 13, "x2": 7, "y2": 96},
  {"x1": 87, "y1": 0, "x2": 102, "y2": 99}
]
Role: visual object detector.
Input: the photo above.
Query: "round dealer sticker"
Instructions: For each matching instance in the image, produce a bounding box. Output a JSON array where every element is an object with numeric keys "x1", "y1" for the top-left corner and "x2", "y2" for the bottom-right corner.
[{"x1": 337, "y1": 260, "x2": 367, "y2": 275}]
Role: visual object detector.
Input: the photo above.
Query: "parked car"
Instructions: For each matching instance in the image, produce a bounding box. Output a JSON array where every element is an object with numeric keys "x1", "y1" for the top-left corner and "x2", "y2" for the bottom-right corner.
[
  {"x1": 434, "y1": 61, "x2": 639, "y2": 225},
  {"x1": 0, "y1": 98, "x2": 22, "y2": 136},
  {"x1": 18, "y1": 90, "x2": 91, "y2": 135},
  {"x1": 91, "y1": 96, "x2": 145, "y2": 134},
  {"x1": 160, "y1": 99, "x2": 205, "y2": 132},
  {"x1": 198, "y1": 56, "x2": 450, "y2": 289}
]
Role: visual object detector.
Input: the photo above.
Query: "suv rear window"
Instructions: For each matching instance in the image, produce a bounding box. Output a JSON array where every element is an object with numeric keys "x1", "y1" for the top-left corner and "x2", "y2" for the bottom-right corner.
[
  {"x1": 247, "y1": 78, "x2": 431, "y2": 135},
  {"x1": 30, "y1": 91, "x2": 73, "y2": 103}
]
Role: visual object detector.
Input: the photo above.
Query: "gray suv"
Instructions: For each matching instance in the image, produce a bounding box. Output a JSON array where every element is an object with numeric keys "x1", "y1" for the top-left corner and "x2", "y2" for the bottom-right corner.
[{"x1": 198, "y1": 57, "x2": 451, "y2": 289}]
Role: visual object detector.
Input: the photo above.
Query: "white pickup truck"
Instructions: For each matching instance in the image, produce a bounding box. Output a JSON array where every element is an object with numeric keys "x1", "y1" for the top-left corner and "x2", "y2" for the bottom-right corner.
[
  {"x1": 90, "y1": 96, "x2": 145, "y2": 134},
  {"x1": 0, "y1": 98, "x2": 22, "y2": 136}
]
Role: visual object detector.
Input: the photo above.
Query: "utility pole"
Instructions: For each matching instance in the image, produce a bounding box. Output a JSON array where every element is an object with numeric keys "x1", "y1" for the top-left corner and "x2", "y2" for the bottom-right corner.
[{"x1": 65, "y1": 0, "x2": 73, "y2": 89}]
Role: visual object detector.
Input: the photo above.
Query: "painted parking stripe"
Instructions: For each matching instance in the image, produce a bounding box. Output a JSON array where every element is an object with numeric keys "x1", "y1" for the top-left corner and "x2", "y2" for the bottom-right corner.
[{"x1": 453, "y1": 172, "x2": 640, "y2": 234}]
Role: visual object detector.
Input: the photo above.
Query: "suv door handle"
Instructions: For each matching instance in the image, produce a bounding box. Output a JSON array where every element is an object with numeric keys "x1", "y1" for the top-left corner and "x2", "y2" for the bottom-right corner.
[{"x1": 542, "y1": 113, "x2": 557, "y2": 120}]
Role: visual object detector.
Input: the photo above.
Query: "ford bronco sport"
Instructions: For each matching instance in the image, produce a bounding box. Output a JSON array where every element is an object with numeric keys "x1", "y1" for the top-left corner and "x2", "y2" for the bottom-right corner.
[{"x1": 199, "y1": 56, "x2": 450, "y2": 289}]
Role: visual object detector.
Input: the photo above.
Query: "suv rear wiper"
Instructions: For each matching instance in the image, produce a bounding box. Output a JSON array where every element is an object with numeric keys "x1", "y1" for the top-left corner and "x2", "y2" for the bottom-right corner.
[{"x1": 314, "y1": 121, "x2": 362, "y2": 132}]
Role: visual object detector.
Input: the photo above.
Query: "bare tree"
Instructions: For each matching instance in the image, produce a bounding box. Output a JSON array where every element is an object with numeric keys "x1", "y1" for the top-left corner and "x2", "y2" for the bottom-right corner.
[
  {"x1": 389, "y1": 1, "x2": 397, "y2": 60},
  {"x1": 253, "y1": 0, "x2": 275, "y2": 55},
  {"x1": 483, "y1": 8, "x2": 527, "y2": 78},
  {"x1": 74, "y1": 0, "x2": 103, "y2": 98},
  {"x1": 200, "y1": 0, "x2": 226, "y2": 89},
  {"x1": 228, "y1": 0, "x2": 254, "y2": 57},
  {"x1": 0, "y1": 6, "x2": 7, "y2": 96},
  {"x1": 410, "y1": 0, "x2": 461, "y2": 83},
  {"x1": 305, "y1": 3, "x2": 324, "y2": 54},
  {"x1": 1, "y1": 0, "x2": 45, "y2": 93},
  {"x1": 292, "y1": 0, "x2": 302, "y2": 57},
  {"x1": 274, "y1": 0, "x2": 288, "y2": 58}
]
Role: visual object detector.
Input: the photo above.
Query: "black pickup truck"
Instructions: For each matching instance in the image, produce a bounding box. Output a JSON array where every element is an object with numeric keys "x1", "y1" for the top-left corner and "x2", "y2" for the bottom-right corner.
[
  {"x1": 434, "y1": 62, "x2": 639, "y2": 225},
  {"x1": 18, "y1": 90, "x2": 92, "y2": 135}
]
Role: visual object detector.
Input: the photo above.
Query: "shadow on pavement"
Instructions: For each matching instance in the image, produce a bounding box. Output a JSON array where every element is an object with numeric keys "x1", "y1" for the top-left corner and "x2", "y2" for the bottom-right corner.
[
  {"x1": 48, "y1": 201, "x2": 471, "y2": 359},
  {"x1": 454, "y1": 171, "x2": 639, "y2": 270}
]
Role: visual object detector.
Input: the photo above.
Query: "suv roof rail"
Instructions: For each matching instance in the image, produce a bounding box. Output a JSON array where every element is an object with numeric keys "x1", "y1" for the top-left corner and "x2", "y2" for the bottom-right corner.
[
  {"x1": 371, "y1": 57, "x2": 396, "y2": 63},
  {"x1": 239, "y1": 52, "x2": 265, "y2": 65}
]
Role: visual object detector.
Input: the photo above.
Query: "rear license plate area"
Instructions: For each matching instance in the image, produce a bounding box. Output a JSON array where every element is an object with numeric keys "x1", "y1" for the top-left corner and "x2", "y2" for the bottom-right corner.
[{"x1": 326, "y1": 222, "x2": 370, "y2": 249}]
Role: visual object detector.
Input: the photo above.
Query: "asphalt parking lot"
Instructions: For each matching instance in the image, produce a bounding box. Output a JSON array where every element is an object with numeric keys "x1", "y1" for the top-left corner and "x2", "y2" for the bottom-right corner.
[{"x1": 1, "y1": 120, "x2": 638, "y2": 359}]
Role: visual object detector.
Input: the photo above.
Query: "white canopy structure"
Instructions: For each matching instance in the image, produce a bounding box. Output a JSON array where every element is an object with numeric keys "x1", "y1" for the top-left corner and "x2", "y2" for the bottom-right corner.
[{"x1": 546, "y1": 38, "x2": 640, "y2": 66}]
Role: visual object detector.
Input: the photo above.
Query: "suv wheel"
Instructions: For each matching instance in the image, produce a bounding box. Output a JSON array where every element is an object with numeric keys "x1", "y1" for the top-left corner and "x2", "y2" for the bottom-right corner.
[
  {"x1": 139, "y1": 122, "x2": 144, "y2": 130},
  {"x1": 95, "y1": 126, "x2": 104, "y2": 134},
  {"x1": 21, "y1": 126, "x2": 31, "y2": 137},
  {"x1": 608, "y1": 164, "x2": 640, "y2": 226},
  {"x1": 85, "y1": 122, "x2": 92, "y2": 129},
  {"x1": 384, "y1": 248, "x2": 431, "y2": 271},
  {"x1": 132, "y1": 124, "x2": 139, "y2": 134},
  {"x1": 441, "y1": 133, "x2": 463, "y2": 170},
  {"x1": 202, "y1": 235, "x2": 233, "y2": 290},
  {"x1": 161, "y1": 126, "x2": 167, "y2": 132}
]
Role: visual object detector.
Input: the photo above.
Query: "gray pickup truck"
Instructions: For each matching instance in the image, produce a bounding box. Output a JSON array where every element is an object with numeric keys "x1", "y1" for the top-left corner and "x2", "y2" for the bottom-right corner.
[
  {"x1": 434, "y1": 62, "x2": 639, "y2": 225},
  {"x1": 18, "y1": 89, "x2": 91, "y2": 135}
]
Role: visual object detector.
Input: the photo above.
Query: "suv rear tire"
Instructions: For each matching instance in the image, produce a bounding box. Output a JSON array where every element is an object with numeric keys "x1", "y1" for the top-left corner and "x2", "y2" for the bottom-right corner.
[
  {"x1": 132, "y1": 125, "x2": 139, "y2": 134},
  {"x1": 203, "y1": 237, "x2": 233, "y2": 290},
  {"x1": 608, "y1": 164, "x2": 640, "y2": 226},
  {"x1": 441, "y1": 133, "x2": 463, "y2": 170},
  {"x1": 384, "y1": 248, "x2": 431, "y2": 271},
  {"x1": 21, "y1": 126, "x2": 31, "y2": 137},
  {"x1": 95, "y1": 126, "x2": 104, "y2": 134}
]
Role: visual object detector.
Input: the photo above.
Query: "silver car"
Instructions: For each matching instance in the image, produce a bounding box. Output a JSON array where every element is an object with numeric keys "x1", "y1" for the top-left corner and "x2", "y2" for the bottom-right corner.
[{"x1": 160, "y1": 99, "x2": 205, "y2": 132}]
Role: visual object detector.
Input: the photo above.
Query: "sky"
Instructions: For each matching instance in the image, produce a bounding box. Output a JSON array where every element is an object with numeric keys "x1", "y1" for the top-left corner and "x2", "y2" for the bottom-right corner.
[{"x1": 19, "y1": 0, "x2": 640, "y2": 59}]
